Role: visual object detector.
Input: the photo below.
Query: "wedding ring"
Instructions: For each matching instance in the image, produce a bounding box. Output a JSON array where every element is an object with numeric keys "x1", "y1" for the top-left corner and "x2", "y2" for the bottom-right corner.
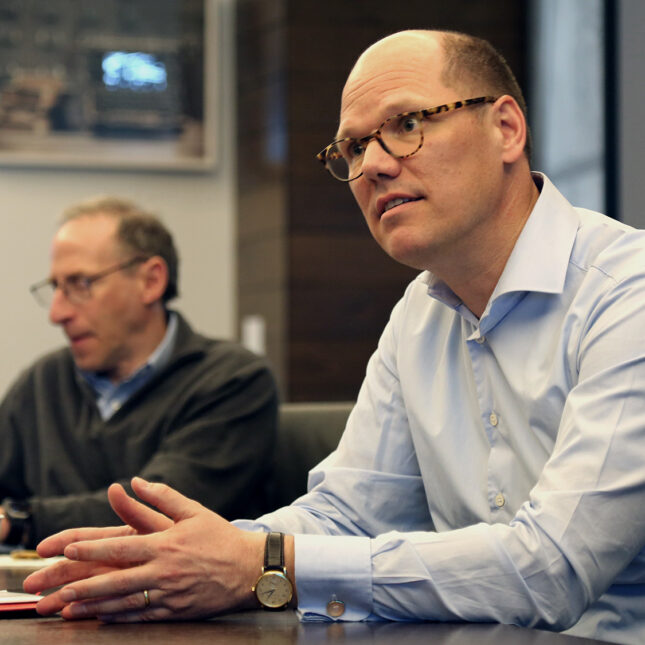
[{"x1": 143, "y1": 589, "x2": 151, "y2": 608}]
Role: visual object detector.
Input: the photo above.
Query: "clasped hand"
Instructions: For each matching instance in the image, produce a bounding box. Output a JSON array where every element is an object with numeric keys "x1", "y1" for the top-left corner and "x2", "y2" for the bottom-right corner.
[{"x1": 23, "y1": 477, "x2": 266, "y2": 622}]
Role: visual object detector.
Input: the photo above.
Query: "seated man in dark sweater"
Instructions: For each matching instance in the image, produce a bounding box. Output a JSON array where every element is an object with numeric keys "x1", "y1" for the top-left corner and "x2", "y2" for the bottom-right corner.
[{"x1": 0, "y1": 196, "x2": 278, "y2": 548}]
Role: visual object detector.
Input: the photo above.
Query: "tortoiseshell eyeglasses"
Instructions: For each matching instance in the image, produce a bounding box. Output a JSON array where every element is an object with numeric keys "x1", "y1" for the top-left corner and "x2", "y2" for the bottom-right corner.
[{"x1": 316, "y1": 96, "x2": 498, "y2": 182}]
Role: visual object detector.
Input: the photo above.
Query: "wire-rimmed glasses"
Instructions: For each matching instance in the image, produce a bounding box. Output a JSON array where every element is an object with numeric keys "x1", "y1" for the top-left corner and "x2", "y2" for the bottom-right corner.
[
  {"x1": 30, "y1": 256, "x2": 148, "y2": 308},
  {"x1": 316, "y1": 96, "x2": 498, "y2": 182}
]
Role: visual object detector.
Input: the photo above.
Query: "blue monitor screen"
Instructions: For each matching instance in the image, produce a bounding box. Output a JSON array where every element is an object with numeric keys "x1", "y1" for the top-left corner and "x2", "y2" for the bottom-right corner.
[{"x1": 101, "y1": 51, "x2": 167, "y2": 91}]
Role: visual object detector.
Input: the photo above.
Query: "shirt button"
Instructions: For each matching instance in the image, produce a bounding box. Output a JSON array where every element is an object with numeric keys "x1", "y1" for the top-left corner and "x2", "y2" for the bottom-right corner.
[
  {"x1": 489, "y1": 412, "x2": 498, "y2": 426},
  {"x1": 476, "y1": 335, "x2": 486, "y2": 344},
  {"x1": 111, "y1": 401, "x2": 121, "y2": 411},
  {"x1": 326, "y1": 599, "x2": 345, "y2": 618},
  {"x1": 495, "y1": 493, "x2": 505, "y2": 508}
]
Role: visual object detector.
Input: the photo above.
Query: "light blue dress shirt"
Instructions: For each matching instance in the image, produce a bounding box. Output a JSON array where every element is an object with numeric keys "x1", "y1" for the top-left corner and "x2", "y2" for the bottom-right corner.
[
  {"x1": 81, "y1": 313, "x2": 178, "y2": 420},
  {"x1": 236, "y1": 174, "x2": 645, "y2": 644}
]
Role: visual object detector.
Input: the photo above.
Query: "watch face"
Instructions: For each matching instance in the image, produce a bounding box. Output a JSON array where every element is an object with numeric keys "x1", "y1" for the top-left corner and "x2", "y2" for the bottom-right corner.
[{"x1": 255, "y1": 571, "x2": 293, "y2": 609}]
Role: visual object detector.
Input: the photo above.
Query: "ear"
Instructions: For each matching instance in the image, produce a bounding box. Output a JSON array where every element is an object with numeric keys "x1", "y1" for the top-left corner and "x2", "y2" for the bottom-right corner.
[
  {"x1": 139, "y1": 256, "x2": 169, "y2": 306},
  {"x1": 492, "y1": 95, "x2": 527, "y2": 164}
]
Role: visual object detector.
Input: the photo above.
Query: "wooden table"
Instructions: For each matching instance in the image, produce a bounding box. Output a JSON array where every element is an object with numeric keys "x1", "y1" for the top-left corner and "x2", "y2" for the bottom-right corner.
[
  {"x1": 1, "y1": 556, "x2": 614, "y2": 644},
  {"x1": 1, "y1": 610, "x2": 614, "y2": 644}
]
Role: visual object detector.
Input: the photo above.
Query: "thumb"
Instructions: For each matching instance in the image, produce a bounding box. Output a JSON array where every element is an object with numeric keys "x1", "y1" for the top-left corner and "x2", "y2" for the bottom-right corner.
[{"x1": 131, "y1": 477, "x2": 204, "y2": 522}]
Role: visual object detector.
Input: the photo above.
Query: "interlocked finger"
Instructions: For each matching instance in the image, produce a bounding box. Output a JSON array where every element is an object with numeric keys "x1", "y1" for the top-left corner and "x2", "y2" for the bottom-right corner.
[{"x1": 64, "y1": 587, "x2": 158, "y2": 620}]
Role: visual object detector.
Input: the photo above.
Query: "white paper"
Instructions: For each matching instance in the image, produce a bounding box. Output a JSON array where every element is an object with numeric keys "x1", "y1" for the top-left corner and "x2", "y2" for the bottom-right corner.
[{"x1": 0, "y1": 589, "x2": 41, "y2": 604}]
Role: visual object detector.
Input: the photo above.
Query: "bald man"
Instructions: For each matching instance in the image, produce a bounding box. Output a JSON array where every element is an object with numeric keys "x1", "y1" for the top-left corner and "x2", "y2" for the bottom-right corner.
[{"x1": 26, "y1": 31, "x2": 645, "y2": 645}]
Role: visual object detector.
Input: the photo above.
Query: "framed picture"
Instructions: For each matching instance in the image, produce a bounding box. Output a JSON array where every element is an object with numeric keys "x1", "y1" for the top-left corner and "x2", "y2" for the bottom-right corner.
[{"x1": 0, "y1": 0, "x2": 217, "y2": 171}]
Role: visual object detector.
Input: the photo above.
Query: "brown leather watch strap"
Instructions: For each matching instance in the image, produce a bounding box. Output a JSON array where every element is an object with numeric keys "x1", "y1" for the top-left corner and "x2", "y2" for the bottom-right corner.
[{"x1": 264, "y1": 532, "x2": 284, "y2": 570}]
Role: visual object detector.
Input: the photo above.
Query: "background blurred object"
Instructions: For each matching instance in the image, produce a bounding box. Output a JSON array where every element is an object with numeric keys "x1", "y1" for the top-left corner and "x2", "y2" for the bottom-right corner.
[{"x1": 0, "y1": 0, "x2": 212, "y2": 170}]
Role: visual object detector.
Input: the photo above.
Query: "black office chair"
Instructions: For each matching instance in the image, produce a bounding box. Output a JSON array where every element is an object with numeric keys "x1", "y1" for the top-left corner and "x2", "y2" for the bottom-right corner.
[{"x1": 268, "y1": 401, "x2": 354, "y2": 510}]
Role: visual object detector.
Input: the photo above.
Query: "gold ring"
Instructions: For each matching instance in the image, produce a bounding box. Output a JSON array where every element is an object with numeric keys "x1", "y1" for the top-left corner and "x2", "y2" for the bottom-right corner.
[{"x1": 143, "y1": 589, "x2": 150, "y2": 608}]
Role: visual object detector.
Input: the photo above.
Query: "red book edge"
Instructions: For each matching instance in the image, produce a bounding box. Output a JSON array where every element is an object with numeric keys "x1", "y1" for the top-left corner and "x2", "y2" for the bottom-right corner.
[
  {"x1": 0, "y1": 591, "x2": 41, "y2": 614},
  {"x1": 0, "y1": 601, "x2": 39, "y2": 611}
]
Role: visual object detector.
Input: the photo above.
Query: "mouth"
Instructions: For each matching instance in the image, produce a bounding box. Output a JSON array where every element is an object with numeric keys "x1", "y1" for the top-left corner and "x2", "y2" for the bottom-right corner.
[
  {"x1": 68, "y1": 332, "x2": 92, "y2": 347},
  {"x1": 379, "y1": 196, "x2": 421, "y2": 217}
]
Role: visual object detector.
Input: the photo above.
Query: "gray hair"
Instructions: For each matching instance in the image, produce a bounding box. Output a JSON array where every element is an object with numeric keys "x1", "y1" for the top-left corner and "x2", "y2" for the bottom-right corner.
[
  {"x1": 61, "y1": 196, "x2": 179, "y2": 303},
  {"x1": 440, "y1": 31, "x2": 532, "y2": 159}
]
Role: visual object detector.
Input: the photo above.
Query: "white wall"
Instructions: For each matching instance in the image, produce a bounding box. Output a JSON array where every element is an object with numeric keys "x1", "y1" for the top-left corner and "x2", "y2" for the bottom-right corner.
[{"x1": 0, "y1": 0, "x2": 237, "y2": 397}]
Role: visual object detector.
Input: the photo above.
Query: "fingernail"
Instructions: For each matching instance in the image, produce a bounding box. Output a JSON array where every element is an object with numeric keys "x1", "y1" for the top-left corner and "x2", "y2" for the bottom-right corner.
[
  {"x1": 68, "y1": 602, "x2": 87, "y2": 617},
  {"x1": 60, "y1": 588, "x2": 77, "y2": 602},
  {"x1": 65, "y1": 546, "x2": 78, "y2": 560}
]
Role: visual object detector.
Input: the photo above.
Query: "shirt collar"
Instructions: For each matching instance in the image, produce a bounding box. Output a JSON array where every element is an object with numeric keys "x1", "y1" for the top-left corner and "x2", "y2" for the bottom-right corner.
[
  {"x1": 488, "y1": 172, "x2": 579, "y2": 300},
  {"x1": 144, "y1": 311, "x2": 178, "y2": 372},
  {"x1": 423, "y1": 173, "x2": 580, "y2": 320},
  {"x1": 81, "y1": 311, "x2": 179, "y2": 392}
]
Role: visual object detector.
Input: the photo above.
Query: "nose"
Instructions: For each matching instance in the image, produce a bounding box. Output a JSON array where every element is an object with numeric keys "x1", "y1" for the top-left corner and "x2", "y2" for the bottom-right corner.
[
  {"x1": 48, "y1": 287, "x2": 75, "y2": 325},
  {"x1": 360, "y1": 138, "x2": 401, "y2": 181}
]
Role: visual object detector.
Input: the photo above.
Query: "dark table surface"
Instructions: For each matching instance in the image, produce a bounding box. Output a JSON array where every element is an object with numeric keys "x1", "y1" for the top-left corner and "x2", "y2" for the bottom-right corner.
[
  {"x1": 1, "y1": 558, "x2": 614, "y2": 644},
  {"x1": 0, "y1": 610, "x2": 615, "y2": 645}
]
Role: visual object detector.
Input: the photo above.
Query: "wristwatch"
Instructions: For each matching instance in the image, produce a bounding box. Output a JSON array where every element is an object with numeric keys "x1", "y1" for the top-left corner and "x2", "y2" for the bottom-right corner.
[
  {"x1": 1, "y1": 498, "x2": 32, "y2": 546},
  {"x1": 253, "y1": 532, "x2": 293, "y2": 610}
]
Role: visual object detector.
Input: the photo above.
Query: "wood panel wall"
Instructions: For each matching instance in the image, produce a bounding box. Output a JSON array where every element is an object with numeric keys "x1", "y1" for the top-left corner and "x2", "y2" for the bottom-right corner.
[{"x1": 236, "y1": 0, "x2": 527, "y2": 401}]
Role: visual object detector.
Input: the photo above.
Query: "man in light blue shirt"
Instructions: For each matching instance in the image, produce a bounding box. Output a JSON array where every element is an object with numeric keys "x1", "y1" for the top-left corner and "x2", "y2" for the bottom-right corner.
[{"x1": 26, "y1": 29, "x2": 645, "y2": 644}]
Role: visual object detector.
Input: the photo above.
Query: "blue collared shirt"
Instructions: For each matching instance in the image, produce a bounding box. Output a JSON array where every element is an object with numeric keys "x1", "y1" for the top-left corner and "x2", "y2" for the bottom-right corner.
[
  {"x1": 236, "y1": 174, "x2": 645, "y2": 644},
  {"x1": 81, "y1": 313, "x2": 178, "y2": 420}
]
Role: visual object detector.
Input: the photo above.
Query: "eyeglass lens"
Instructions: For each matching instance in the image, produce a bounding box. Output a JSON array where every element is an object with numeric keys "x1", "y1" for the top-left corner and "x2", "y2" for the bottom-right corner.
[
  {"x1": 30, "y1": 257, "x2": 146, "y2": 309},
  {"x1": 32, "y1": 277, "x2": 89, "y2": 308},
  {"x1": 326, "y1": 113, "x2": 423, "y2": 181}
]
